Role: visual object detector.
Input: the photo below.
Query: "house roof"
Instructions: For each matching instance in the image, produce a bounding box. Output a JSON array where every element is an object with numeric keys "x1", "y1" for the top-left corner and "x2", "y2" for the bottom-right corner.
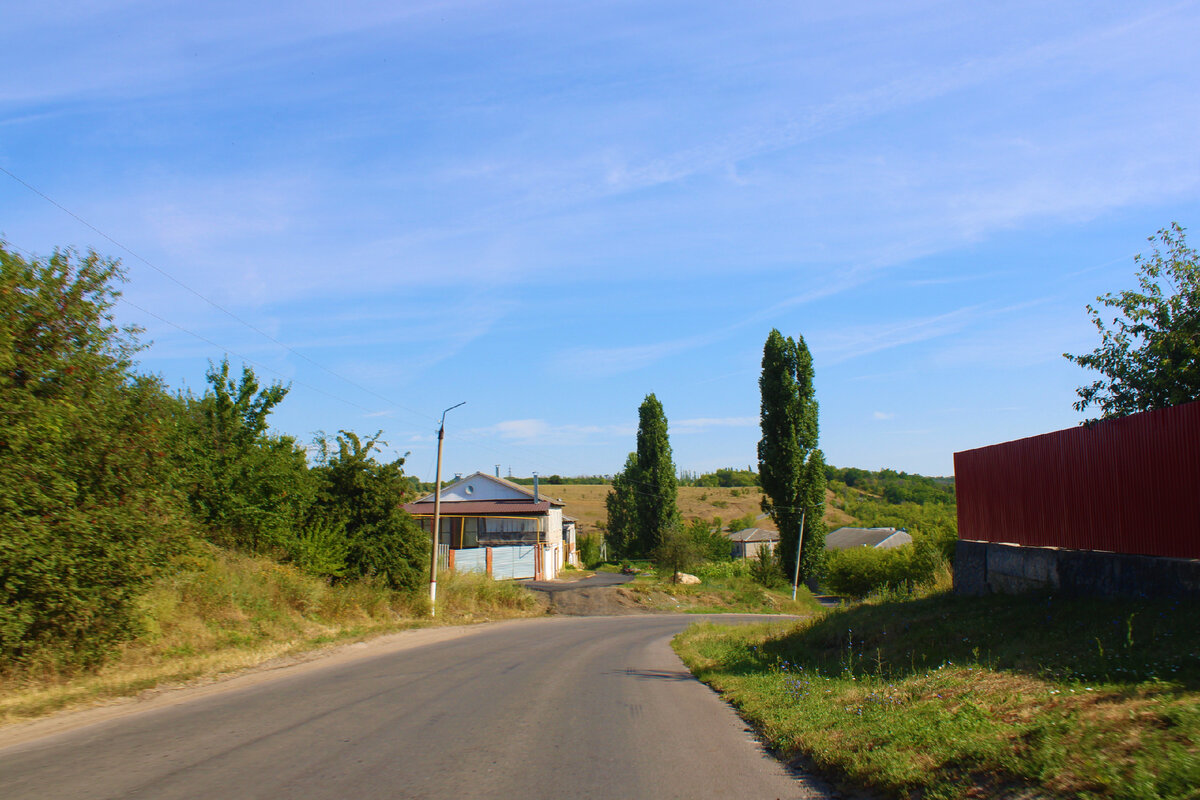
[
  {"x1": 413, "y1": 471, "x2": 565, "y2": 507},
  {"x1": 402, "y1": 499, "x2": 553, "y2": 516},
  {"x1": 825, "y1": 527, "x2": 912, "y2": 550},
  {"x1": 727, "y1": 527, "x2": 780, "y2": 543}
]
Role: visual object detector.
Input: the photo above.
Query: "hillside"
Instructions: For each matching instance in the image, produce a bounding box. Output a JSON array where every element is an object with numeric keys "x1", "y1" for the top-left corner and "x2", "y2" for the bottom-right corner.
[{"x1": 543, "y1": 484, "x2": 855, "y2": 535}]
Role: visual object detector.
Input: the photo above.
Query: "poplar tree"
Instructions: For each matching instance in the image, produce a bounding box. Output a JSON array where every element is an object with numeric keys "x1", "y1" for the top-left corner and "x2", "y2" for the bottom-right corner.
[
  {"x1": 758, "y1": 329, "x2": 827, "y2": 583},
  {"x1": 633, "y1": 393, "x2": 680, "y2": 555},
  {"x1": 605, "y1": 394, "x2": 680, "y2": 558}
]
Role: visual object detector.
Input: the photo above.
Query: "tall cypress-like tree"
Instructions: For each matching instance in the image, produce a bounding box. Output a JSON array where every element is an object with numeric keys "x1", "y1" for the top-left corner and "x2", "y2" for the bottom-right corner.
[
  {"x1": 758, "y1": 330, "x2": 827, "y2": 583},
  {"x1": 605, "y1": 394, "x2": 680, "y2": 558},
  {"x1": 633, "y1": 393, "x2": 680, "y2": 555}
]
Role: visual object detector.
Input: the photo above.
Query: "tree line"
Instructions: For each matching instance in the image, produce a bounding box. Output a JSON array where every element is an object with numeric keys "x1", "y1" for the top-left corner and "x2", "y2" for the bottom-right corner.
[{"x1": 0, "y1": 245, "x2": 427, "y2": 669}]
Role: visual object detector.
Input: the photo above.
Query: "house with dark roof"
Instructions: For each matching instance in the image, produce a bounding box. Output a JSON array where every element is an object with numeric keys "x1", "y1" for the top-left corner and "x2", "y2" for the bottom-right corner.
[
  {"x1": 726, "y1": 527, "x2": 780, "y2": 560},
  {"x1": 824, "y1": 526, "x2": 912, "y2": 551},
  {"x1": 402, "y1": 472, "x2": 569, "y2": 580}
]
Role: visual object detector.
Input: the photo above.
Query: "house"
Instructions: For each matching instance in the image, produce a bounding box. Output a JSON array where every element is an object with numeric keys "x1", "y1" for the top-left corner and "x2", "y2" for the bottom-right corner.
[
  {"x1": 824, "y1": 526, "x2": 912, "y2": 551},
  {"x1": 727, "y1": 527, "x2": 780, "y2": 560},
  {"x1": 402, "y1": 472, "x2": 568, "y2": 580}
]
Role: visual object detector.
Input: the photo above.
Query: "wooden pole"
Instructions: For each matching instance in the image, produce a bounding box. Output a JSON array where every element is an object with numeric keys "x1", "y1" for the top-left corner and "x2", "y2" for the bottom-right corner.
[{"x1": 792, "y1": 508, "x2": 806, "y2": 602}]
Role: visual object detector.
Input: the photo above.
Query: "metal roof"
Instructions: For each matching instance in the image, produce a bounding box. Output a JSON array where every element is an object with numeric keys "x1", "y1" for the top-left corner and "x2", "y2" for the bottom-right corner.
[
  {"x1": 402, "y1": 499, "x2": 553, "y2": 516},
  {"x1": 727, "y1": 527, "x2": 780, "y2": 543},
  {"x1": 825, "y1": 527, "x2": 911, "y2": 550}
]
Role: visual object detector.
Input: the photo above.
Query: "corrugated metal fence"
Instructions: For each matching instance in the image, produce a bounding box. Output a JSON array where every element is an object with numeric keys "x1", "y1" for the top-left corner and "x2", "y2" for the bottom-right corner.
[{"x1": 954, "y1": 399, "x2": 1200, "y2": 559}]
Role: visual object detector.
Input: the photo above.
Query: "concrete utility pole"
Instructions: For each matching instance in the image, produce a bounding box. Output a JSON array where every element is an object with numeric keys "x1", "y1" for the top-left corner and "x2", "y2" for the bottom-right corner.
[
  {"x1": 792, "y1": 508, "x2": 806, "y2": 602},
  {"x1": 429, "y1": 401, "x2": 465, "y2": 617}
]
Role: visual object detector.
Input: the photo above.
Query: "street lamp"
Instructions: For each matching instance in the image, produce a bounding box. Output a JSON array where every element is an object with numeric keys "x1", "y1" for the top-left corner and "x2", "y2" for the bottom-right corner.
[{"x1": 429, "y1": 402, "x2": 465, "y2": 617}]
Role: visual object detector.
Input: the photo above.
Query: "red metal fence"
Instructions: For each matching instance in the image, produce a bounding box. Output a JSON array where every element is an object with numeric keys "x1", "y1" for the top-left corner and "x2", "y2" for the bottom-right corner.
[{"x1": 954, "y1": 400, "x2": 1200, "y2": 559}]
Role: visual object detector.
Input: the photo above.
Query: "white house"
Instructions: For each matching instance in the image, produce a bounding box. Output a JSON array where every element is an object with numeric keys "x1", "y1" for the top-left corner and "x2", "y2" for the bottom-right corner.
[{"x1": 403, "y1": 472, "x2": 567, "y2": 580}]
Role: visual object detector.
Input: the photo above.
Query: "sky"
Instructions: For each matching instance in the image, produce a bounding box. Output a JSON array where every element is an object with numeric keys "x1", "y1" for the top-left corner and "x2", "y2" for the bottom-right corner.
[{"x1": 2, "y1": 1, "x2": 1198, "y2": 483}]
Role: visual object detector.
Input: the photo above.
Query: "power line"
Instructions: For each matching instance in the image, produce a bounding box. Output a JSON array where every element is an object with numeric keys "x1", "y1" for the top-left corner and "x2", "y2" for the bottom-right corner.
[{"x1": 0, "y1": 164, "x2": 437, "y2": 427}]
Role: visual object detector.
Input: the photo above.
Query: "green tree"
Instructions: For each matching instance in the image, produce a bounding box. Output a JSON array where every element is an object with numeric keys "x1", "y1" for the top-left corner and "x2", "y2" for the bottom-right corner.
[
  {"x1": 309, "y1": 430, "x2": 426, "y2": 592},
  {"x1": 604, "y1": 452, "x2": 639, "y2": 558},
  {"x1": 174, "y1": 359, "x2": 312, "y2": 553},
  {"x1": 632, "y1": 393, "x2": 681, "y2": 556},
  {"x1": 758, "y1": 330, "x2": 827, "y2": 584},
  {"x1": 1065, "y1": 222, "x2": 1200, "y2": 418},
  {"x1": 653, "y1": 522, "x2": 700, "y2": 583},
  {"x1": 0, "y1": 245, "x2": 184, "y2": 667}
]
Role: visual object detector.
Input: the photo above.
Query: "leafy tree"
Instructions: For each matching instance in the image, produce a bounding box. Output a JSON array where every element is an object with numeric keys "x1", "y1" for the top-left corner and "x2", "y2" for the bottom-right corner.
[
  {"x1": 653, "y1": 522, "x2": 700, "y2": 583},
  {"x1": 0, "y1": 245, "x2": 184, "y2": 667},
  {"x1": 309, "y1": 431, "x2": 426, "y2": 592},
  {"x1": 1065, "y1": 222, "x2": 1200, "y2": 418},
  {"x1": 687, "y1": 517, "x2": 732, "y2": 562},
  {"x1": 631, "y1": 393, "x2": 681, "y2": 555},
  {"x1": 174, "y1": 359, "x2": 312, "y2": 553},
  {"x1": 758, "y1": 329, "x2": 827, "y2": 584},
  {"x1": 604, "y1": 452, "x2": 639, "y2": 558}
]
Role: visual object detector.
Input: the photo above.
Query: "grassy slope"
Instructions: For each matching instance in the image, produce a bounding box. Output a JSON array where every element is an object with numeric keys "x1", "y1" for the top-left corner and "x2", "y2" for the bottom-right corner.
[
  {"x1": 544, "y1": 484, "x2": 853, "y2": 536},
  {"x1": 674, "y1": 591, "x2": 1200, "y2": 800},
  {"x1": 0, "y1": 544, "x2": 543, "y2": 724}
]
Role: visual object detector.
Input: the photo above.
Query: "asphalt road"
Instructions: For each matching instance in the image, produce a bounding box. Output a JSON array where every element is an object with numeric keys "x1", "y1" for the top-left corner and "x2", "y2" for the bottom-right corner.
[{"x1": 0, "y1": 615, "x2": 832, "y2": 800}]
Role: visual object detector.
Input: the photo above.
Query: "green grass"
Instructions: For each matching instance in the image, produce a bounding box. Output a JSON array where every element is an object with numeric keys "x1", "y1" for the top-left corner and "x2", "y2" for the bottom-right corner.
[
  {"x1": 626, "y1": 571, "x2": 825, "y2": 615},
  {"x1": 674, "y1": 591, "x2": 1200, "y2": 800}
]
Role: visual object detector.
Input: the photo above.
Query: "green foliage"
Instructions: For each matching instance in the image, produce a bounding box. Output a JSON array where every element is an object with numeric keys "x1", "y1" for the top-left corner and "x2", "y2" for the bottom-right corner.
[
  {"x1": 681, "y1": 467, "x2": 760, "y2": 487},
  {"x1": 576, "y1": 531, "x2": 604, "y2": 568},
  {"x1": 653, "y1": 522, "x2": 701, "y2": 583},
  {"x1": 0, "y1": 245, "x2": 184, "y2": 668},
  {"x1": 309, "y1": 430, "x2": 427, "y2": 592},
  {"x1": 634, "y1": 393, "x2": 681, "y2": 553},
  {"x1": 604, "y1": 452, "x2": 639, "y2": 558},
  {"x1": 826, "y1": 465, "x2": 955, "y2": 505},
  {"x1": 758, "y1": 330, "x2": 826, "y2": 583},
  {"x1": 173, "y1": 359, "x2": 312, "y2": 553},
  {"x1": 286, "y1": 518, "x2": 349, "y2": 579},
  {"x1": 1065, "y1": 222, "x2": 1200, "y2": 418},
  {"x1": 749, "y1": 546, "x2": 786, "y2": 589},
  {"x1": 606, "y1": 393, "x2": 681, "y2": 558},
  {"x1": 686, "y1": 517, "x2": 732, "y2": 562},
  {"x1": 694, "y1": 559, "x2": 752, "y2": 581},
  {"x1": 823, "y1": 539, "x2": 945, "y2": 597},
  {"x1": 724, "y1": 512, "x2": 757, "y2": 532}
]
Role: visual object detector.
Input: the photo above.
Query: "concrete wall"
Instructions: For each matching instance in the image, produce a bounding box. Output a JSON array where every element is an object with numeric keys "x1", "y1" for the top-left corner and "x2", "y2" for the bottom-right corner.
[{"x1": 956, "y1": 540, "x2": 1200, "y2": 599}]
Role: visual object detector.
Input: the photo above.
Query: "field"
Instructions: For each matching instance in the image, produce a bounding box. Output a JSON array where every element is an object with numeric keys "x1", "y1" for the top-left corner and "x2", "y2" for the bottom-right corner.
[{"x1": 542, "y1": 484, "x2": 855, "y2": 536}]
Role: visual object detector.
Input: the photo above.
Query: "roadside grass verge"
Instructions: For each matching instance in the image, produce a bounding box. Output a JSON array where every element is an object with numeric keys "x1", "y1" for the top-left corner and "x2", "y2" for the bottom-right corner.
[
  {"x1": 626, "y1": 572, "x2": 825, "y2": 616},
  {"x1": 0, "y1": 545, "x2": 541, "y2": 724},
  {"x1": 674, "y1": 591, "x2": 1200, "y2": 799}
]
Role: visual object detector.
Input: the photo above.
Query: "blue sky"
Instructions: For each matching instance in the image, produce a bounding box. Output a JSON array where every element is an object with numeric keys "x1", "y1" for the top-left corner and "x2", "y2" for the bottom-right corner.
[{"x1": 3, "y1": 1, "x2": 1198, "y2": 482}]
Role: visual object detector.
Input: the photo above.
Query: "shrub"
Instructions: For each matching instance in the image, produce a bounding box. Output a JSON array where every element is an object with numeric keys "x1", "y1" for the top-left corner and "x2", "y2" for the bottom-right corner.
[
  {"x1": 824, "y1": 539, "x2": 946, "y2": 597},
  {"x1": 695, "y1": 560, "x2": 752, "y2": 581},
  {"x1": 749, "y1": 547, "x2": 786, "y2": 589}
]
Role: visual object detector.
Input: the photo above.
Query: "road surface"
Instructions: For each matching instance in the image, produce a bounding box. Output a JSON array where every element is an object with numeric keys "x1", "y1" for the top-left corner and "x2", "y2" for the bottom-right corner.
[{"x1": 0, "y1": 615, "x2": 831, "y2": 799}]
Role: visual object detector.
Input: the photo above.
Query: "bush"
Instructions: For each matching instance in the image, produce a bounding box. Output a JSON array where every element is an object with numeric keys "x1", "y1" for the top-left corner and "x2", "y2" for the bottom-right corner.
[
  {"x1": 749, "y1": 547, "x2": 786, "y2": 589},
  {"x1": 824, "y1": 539, "x2": 946, "y2": 597},
  {"x1": 0, "y1": 246, "x2": 186, "y2": 669},
  {"x1": 695, "y1": 560, "x2": 752, "y2": 581}
]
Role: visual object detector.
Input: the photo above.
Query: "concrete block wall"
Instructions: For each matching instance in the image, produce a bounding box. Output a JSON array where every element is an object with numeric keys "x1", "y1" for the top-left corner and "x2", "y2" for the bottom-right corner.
[{"x1": 955, "y1": 540, "x2": 1200, "y2": 600}]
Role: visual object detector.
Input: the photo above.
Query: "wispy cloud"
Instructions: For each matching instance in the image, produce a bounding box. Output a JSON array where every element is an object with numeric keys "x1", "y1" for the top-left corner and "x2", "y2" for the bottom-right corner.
[
  {"x1": 872, "y1": 411, "x2": 895, "y2": 420},
  {"x1": 672, "y1": 416, "x2": 759, "y2": 434}
]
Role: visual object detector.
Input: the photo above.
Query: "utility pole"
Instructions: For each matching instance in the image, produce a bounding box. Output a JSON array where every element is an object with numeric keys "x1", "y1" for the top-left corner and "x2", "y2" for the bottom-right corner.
[
  {"x1": 792, "y1": 508, "x2": 806, "y2": 602},
  {"x1": 429, "y1": 401, "x2": 465, "y2": 617}
]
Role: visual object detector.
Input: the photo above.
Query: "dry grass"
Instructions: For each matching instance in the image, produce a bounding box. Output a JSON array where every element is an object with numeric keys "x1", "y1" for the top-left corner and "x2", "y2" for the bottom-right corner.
[
  {"x1": 543, "y1": 483, "x2": 853, "y2": 536},
  {"x1": 0, "y1": 545, "x2": 543, "y2": 724}
]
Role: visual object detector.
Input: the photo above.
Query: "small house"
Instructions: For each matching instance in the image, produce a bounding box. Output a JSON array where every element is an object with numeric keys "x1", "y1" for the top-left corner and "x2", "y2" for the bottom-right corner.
[
  {"x1": 727, "y1": 527, "x2": 780, "y2": 560},
  {"x1": 403, "y1": 472, "x2": 567, "y2": 580}
]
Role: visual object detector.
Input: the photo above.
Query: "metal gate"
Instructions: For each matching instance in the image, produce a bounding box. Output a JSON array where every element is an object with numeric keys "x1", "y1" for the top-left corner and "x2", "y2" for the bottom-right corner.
[{"x1": 491, "y1": 545, "x2": 536, "y2": 579}]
